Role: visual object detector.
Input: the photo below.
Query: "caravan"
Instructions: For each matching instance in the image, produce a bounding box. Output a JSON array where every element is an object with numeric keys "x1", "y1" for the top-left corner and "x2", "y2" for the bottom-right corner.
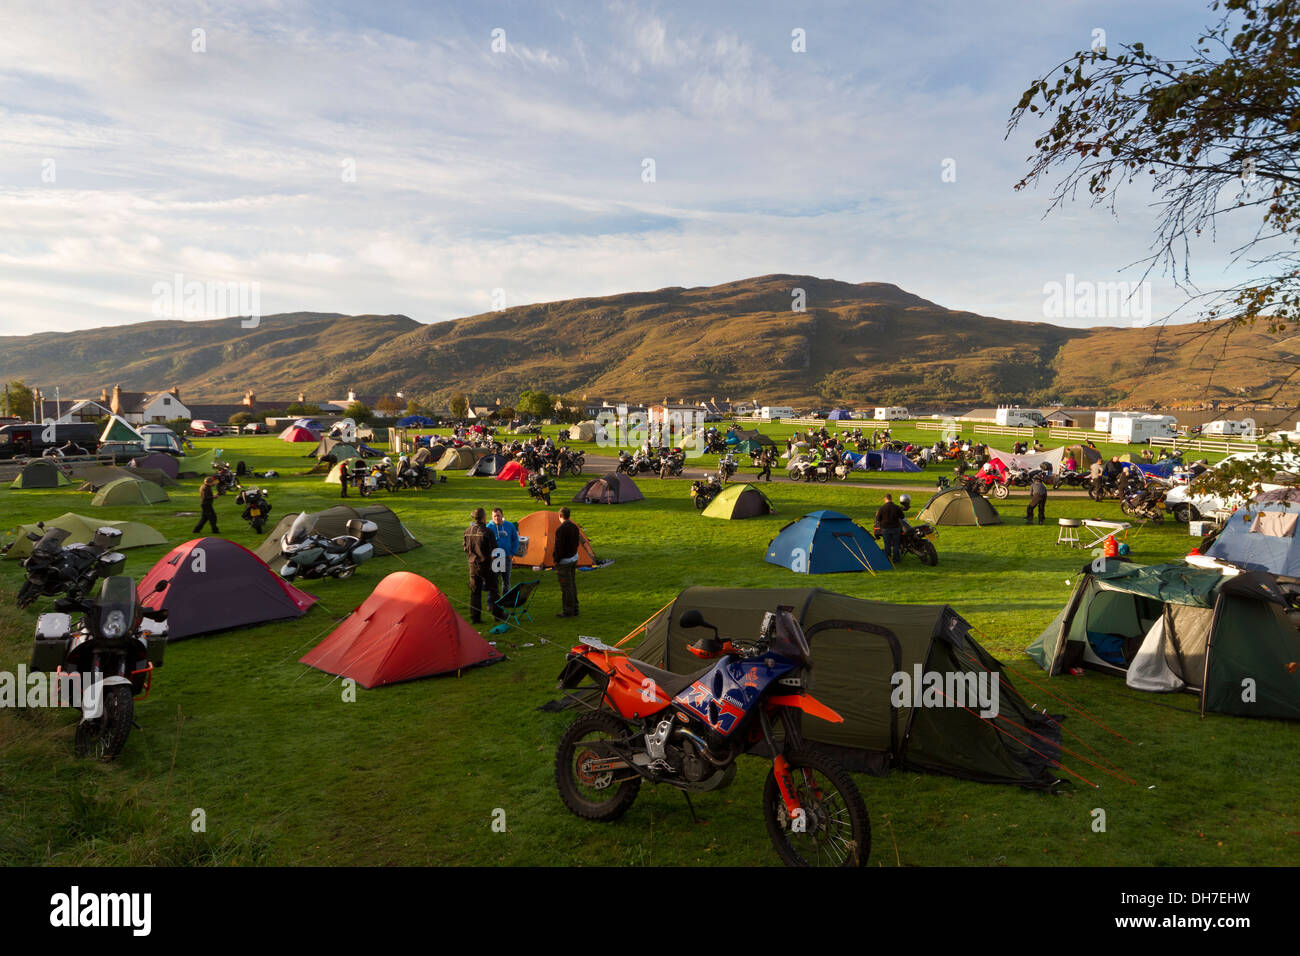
[
  {"x1": 1094, "y1": 410, "x2": 1141, "y2": 433},
  {"x1": 1110, "y1": 414, "x2": 1177, "y2": 444},
  {"x1": 874, "y1": 406, "x2": 909, "y2": 421},
  {"x1": 995, "y1": 406, "x2": 1044, "y2": 428}
]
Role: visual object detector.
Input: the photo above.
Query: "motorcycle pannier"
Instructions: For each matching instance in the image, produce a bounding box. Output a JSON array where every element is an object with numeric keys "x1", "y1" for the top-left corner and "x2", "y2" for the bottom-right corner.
[
  {"x1": 346, "y1": 519, "x2": 379, "y2": 543},
  {"x1": 92, "y1": 526, "x2": 123, "y2": 550},
  {"x1": 31, "y1": 612, "x2": 73, "y2": 672}
]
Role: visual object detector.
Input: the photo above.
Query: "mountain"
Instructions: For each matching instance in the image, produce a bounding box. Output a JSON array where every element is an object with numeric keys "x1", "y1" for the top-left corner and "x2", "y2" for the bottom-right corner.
[{"x1": 1, "y1": 276, "x2": 1295, "y2": 408}]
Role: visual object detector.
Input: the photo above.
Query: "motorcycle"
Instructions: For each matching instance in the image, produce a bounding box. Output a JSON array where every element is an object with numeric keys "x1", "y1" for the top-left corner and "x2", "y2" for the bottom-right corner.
[
  {"x1": 17, "y1": 525, "x2": 125, "y2": 611},
  {"x1": 554, "y1": 606, "x2": 869, "y2": 867},
  {"x1": 833, "y1": 459, "x2": 854, "y2": 481},
  {"x1": 235, "y1": 487, "x2": 272, "y2": 533},
  {"x1": 563, "y1": 448, "x2": 585, "y2": 476},
  {"x1": 528, "y1": 472, "x2": 558, "y2": 506},
  {"x1": 659, "y1": 451, "x2": 685, "y2": 479},
  {"x1": 960, "y1": 472, "x2": 1009, "y2": 499},
  {"x1": 29, "y1": 575, "x2": 167, "y2": 760},
  {"x1": 896, "y1": 523, "x2": 939, "y2": 565},
  {"x1": 615, "y1": 450, "x2": 636, "y2": 475},
  {"x1": 690, "y1": 476, "x2": 722, "y2": 509},
  {"x1": 1121, "y1": 484, "x2": 1168, "y2": 522},
  {"x1": 213, "y1": 462, "x2": 240, "y2": 495},
  {"x1": 396, "y1": 462, "x2": 435, "y2": 490},
  {"x1": 789, "y1": 458, "x2": 830, "y2": 482},
  {"x1": 1051, "y1": 469, "x2": 1088, "y2": 490},
  {"x1": 718, "y1": 455, "x2": 738, "y2": 484},
  {"x1": 278, "y1": 512, "x2": 378, "y2": 581}
]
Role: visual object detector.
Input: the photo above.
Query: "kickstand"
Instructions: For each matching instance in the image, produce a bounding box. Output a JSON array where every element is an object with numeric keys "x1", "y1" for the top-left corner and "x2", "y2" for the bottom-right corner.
[{"x1": 682, "y1": 791, "x2": 701, "y2": 824}]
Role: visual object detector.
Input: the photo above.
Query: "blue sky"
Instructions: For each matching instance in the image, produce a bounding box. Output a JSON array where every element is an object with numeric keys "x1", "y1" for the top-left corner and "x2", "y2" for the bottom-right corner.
[{"x1": 0, "y1": 0, "x2": 1263, "y2": 335}]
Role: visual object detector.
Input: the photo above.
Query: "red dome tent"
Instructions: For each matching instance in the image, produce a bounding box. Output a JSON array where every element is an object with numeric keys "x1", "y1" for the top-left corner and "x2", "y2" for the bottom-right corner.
[
  {"x1": 279, "y1": 426, "x2": 317, "y2": 443},
  {"x1": 494, "y1": 460, "x2": 527, "y2": 485},
  {"x1": 138, "y1": 537, "x2": 317, "y2": 641},
  {"x1": 299, "y1": 572, "x2": 503, "y2": 687}
]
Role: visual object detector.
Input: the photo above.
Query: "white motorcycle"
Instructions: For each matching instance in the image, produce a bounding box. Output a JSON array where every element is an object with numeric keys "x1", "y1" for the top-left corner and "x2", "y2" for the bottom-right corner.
[{"x1": 278, "y1": 512, "x2": 378, "y2": 581}]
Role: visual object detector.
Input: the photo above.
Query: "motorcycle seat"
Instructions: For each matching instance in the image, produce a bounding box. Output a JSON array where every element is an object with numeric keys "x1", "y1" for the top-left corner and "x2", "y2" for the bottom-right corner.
[
  {"x1": 327, "y1": 535, "x2": 359, "y2": 551},
  {"x1": 627, "y1": 660, "x2": 716, "y2": 699}
]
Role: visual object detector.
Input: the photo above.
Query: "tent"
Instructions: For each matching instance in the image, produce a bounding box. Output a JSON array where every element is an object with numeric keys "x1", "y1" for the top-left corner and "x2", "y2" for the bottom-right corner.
[
  {"x1": 310, "y1": 436, "x2": 346, "y2": 459},
  {"x1": 138, "y1": 537, "x2": 316, "y2": 641},
  {"x1": 466, "y1": 454, "x2": 511, "y2": 477},
  {"x1": 827, "y1": 409, "x2": 851, "y2": 421},
  {"x1": 4, "y1": 512, "x2": 165, "y2": 560},
  {"x1": 1205, "y1": 492, "x2": 1300, "y2": 578},
  {"x1": 74, "y1": 464, "x2": 175, "y2": 491},
  {"x1": 571, "y1": 472, "x2": 644, "y2": 504},
  {"x1": 916, "y1": 488, "x2": 1001, "y2": 526},
  {"x1": 495, "y1": 460, "x2": 527, "y2": 484},
  {"x1": 514, "y1": 511, "x2": 595, "y2": 568},
  {"x1": 10, "y1": 459, "x2": 71, "y2": 489},
  {"x1": 129, "y1": 453, "x2": 180, "y2": 479},
  {"x1": 279, "y1": 426, "x2": 317, "y2": 443},
  {"x1": 1027, "y1": 562, "x2": 1300, "y2": 719},
  {"x1": 765, "y1": 511, "x2": 892, "y2": 573},
  {"x1": 567, "y1": 420, "x2": 608, "y2": 442},
  {"x1": 100, "y1": 415, "x2": 143, "y2": 444},
  {"x1": 847, "y1": 450, "x2": 921, "y2": 472},
  {"x1": 988, "y1": 442, "x2": 1101, "y2": 473},
  {"x1": 396, "y1": 415, "x2": 437, "y2": 427},
  {"x1": 701, "y1": 483, "x2": 775, "y2": 519},
  {"x1": 299, "y1": 572, "x2": 503, "y2": 688},
  {"x1": 255, "y1": 505, "x2": 422, "y2": 564},
  {"x1": 617, "y1": 587, "x2": 1060, "y2": 786},
  {"x1": 91, "y1": 477, "x2": 168, "y2": 506},
  {"x1": 433, "y1": 447, "x2": 477, "y2": 470}
]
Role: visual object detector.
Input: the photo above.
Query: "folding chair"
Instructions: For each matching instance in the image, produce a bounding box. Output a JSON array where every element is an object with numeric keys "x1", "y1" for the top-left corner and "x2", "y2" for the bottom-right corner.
[{"x1": 497, "y1": 579, "x2": 540, "y2": 628}]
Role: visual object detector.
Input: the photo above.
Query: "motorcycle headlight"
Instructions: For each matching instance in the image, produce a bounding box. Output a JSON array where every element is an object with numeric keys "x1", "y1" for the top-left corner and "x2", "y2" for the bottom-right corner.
[{"x1": 102, "y1": 609, "x2": 127, "y2": 639}]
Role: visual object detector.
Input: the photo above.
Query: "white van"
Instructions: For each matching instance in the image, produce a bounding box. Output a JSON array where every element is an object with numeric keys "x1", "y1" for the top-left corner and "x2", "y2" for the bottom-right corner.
[
  {"x1": 1165, "y1": 451, "x2": 1300, "y2": 522},
  {"x1": 1110, "y1": 415, "x2": 1177, "y2": 444},
  {"x1": 1095, "y1": 410, "x2": 1141, "y2": 433}
]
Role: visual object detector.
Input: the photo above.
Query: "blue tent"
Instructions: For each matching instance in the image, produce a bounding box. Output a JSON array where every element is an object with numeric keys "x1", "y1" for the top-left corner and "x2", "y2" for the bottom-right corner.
[
  {"x1": 1206, "y1": 503, "x2": 1300, "y2": 577},
  {"x1": 828, "y1": 408, "x2": 851, "y2": 420},
  {"x1": 396, "y1": 415, "x2": 437, "y2": 427},
  {"x1": 765, "y1": 510, "x2": 892, "y2": 573},
  {"x1": 850, "y1": 450, "x2": 921, "y2": 472}
]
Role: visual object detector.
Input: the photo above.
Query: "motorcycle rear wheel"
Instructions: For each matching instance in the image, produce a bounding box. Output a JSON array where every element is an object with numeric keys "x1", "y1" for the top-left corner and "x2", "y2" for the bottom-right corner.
[
  {"x1": 555, "y1": 712, "x2": 641, "y2": 821},
  {"x1": 917, "y1": 540, "x2": 938, "y2": 566},
  {"x1": 358, "y1": 482, "x2": 371, "y2": 498},
  {"x1": 763, "y1": 748, "x2": 869, "y2": 867},
  {"x1": 75, "y1": 685, "x2": 133, "y2": 761}
]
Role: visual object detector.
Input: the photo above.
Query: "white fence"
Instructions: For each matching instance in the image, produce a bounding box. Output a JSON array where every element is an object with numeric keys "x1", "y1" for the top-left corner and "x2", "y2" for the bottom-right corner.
[
  {"x1": 974, "y1": 423, "x2": 1043, "y2": 439},
  {"x1": 1150, "y1": 436, "x2": 1259, "y2": 455},
  {"x1": 1049, "y1": 427, "x2": 1097, "y2": 442}
]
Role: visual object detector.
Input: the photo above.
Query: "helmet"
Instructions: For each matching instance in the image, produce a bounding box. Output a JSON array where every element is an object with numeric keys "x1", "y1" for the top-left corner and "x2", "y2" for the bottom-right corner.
[
  {"x1": 900, "y1": 494, "x2": 912, "y2": 510},
  {"x1": 383, "y1": 456, "x2": 392, "y2": 465}
]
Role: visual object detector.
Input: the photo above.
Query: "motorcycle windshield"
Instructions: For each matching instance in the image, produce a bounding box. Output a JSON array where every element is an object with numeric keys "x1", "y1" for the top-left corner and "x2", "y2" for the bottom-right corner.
[
  {"x1": 284, "y1": 512, "x2": 316, "y2": 546},
  {"x1": 33, "y1": 527, "x2": 72, "y2": 556}
]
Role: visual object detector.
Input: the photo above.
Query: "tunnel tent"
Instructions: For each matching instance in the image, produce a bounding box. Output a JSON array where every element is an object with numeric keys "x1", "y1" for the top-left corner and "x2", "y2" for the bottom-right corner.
[
  {"x1": 299, "y1": 572, "x2": 503, "y2": 688},
  {"x1": 1027, "y1": 561, "x2": 1300, "y2": 720},
  {"x1": 255, "y1": 504, "x2": 421, "y2": 564},
  {"x1": 594, "y1": 586, "x2": 1062, "y2": 787},
  {"x1": 4, "y1": 512, "x2": 165, "y2": 560}
]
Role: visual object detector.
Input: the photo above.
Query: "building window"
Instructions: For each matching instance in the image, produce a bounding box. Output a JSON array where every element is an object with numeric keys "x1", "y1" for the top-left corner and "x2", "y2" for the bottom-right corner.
[{"x1": 163, "y1": 397, "x2": 171, "y2": 405}]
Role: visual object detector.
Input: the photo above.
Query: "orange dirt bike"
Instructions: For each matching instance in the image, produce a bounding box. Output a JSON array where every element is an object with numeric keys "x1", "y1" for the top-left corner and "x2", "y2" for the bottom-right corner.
[{"x1": 554, "y1": 607, "x2": 869, "y2": 866}]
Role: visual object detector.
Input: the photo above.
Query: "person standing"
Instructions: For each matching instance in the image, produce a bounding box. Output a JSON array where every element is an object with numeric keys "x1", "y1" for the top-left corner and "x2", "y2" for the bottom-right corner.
[
  {"x1": 757, "y1": 447, "x2": 773, "y2": 482},
  {"x1": 553, "y1": 506, "x2": 580, "y2": 618},
  {"x1": 874, "y1": 493, "x2": 906, "y2": 565},
  {"x1": 1026, "y1": 475, "x2": 1048, "y2": 524},
  {"x1": 194, "y1": 476, "x2": 220, "y2": 534},
  {"x1": 336, "y1": 459, "x2": 351, "y2": 498},
  {"x1": 489, "y1": 507, "x2": 520, "y2": 598},
  {"x1": 463, "y1": 508, "x2": 502, "y2": 624},
  {"x1": 1089, "y1": 457, "x2": 1105, "y2": 498}
]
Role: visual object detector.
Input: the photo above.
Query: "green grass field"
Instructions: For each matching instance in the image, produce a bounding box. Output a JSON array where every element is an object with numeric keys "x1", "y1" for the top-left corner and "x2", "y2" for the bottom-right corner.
[{"x1": 1, "y1": 429, "x2": 1295, "y2": 867}]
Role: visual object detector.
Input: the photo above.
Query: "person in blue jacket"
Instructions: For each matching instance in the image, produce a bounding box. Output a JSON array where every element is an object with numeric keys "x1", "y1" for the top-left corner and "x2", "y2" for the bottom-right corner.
[{"x1": 490, "y1": 507, "x2": 521, "y2": 597}]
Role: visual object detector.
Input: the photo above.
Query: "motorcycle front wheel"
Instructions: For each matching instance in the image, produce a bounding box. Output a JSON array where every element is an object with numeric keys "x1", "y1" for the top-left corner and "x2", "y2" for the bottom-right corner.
[
  {"x1": 75, "y1": 685, "x2": 133, "y2": 761},
  {"x1": 993, "y1": 482, "x2": 1010, "y2": 499},
  {"x1": 16, "y1": 580, "x2": 37, "y2": 610},
  {"x1": 555, "y1": 712, "x2": 641, "y2": 821},
  {"x1": 763, "y1": 748, "x2": 869, "y2": 867}
]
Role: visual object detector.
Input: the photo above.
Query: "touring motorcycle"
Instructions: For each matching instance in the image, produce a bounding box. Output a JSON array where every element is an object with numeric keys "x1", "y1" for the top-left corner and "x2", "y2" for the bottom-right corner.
[
  {"x1": 16, "y1": 525, "x2": 124, "y2": 610},
  {"x1": 554, "y1": 607, "x2": 869, "y2": 867},
  {"x1": 278, "y1": 512, "x2": 378, "y2": 580}
]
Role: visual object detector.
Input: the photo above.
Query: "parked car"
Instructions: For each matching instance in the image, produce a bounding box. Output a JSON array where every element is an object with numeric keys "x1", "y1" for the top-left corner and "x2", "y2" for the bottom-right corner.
[
  {"x1": 189, "y1": 419, "x2": 222, "y2": 437},
  {"x1": 1165, "y1": 451, "x2": 1300, "y2": 522},
  {"x1": 97, "y1": 440, "x2": 148, "y2": 464},
  {"x1": 242, "y1": 422, "x2": 269, "y2": 434}
]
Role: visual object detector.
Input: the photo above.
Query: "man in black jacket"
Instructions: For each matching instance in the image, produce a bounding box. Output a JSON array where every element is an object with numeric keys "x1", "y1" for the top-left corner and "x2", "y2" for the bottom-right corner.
[
  {"x1": 463, "y1": 508, "x2": 502, "y2": 624},
  {"x1": 1026, "y1": 476, "x2": 1048, "y2": 524},
  {"x1": 874, "y1": 494, "x2": 906, "y2": 564},
  {"x1": 194, "y1": 476, "x2": 220, "y2": 534},
  {"x1": 553, "y1": 507, "x2": 580, "y2": 617}
]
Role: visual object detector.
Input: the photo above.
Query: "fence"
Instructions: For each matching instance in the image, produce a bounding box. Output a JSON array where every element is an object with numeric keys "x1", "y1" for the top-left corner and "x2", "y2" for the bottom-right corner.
[
  {"x1": 973, "y1": 423, "x2": 1045, "y2": 439},
  {"x1": 1150, "y1": 436, "x2": 1259, "y2": 455},
  {"x1": 1049, "y1": 427, "x2": 1099, "y2": 442}
]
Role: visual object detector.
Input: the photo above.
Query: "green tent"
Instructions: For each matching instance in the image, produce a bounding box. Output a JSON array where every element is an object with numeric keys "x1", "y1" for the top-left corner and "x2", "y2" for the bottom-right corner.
[
  {"x1": 600, "y1": 587, "x2": 1061, "y2": 787},
  {"x1": 433, "y1": 447, "x2": 476, "y2": 470},
  {"x1": 1028, "y1": 561, "x2": 1300, "y2": 719},
  {"x1": 4, "y1": 512, "x2": 166, "y2": 559},
  {"x1": 702, "y1": 483, "x2": 775, "y2": 519},
  {"x1": 100, "y1": 415, "x2": 143, "y2": 443},
  {"x1": 916, "y1": 487, "x2": 1001, "y2": 526},
  {"x1": 73, "y1": 463, "x2": 177, "y2": 491},
  {"x1": 91, "y1": 476, "x2": 169, "y2": 506},
  {"x1": 255, "y1": 505, "x2": 422, "y2": 564},
  {"x1": 10, "y1": 459, "x2": 71, "y2": 489}
]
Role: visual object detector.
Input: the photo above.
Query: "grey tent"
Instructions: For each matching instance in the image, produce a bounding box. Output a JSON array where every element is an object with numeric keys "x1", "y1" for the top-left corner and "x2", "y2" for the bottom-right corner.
[
  {"x1": 572, "y1": 472, "x2": 644, "y2": 504},
  {"x1": 466, "y1": 454, "x2": 511, "y2": 477},
  {"x1": 10, "y1": 459, "x2": 71, "y2": 489},
  {"x1": 595, "y1": 587, "x2": 1061, "y2": 787},
  {"x1": 433, "y1": 447, "x2": 476, "y2": 470},
  {"x1": 1205, "y1": 489, "x2": 1300, "y2": 578},
  {"x1": 129, "y1": 453, "x2": 180, "y2": 479},
  {"x1": 1027, "y1": 561, "x2": 1300, "y2": 719},
  {"x1": 255, "y1": 505, "x2": 422, "y2": 564}
]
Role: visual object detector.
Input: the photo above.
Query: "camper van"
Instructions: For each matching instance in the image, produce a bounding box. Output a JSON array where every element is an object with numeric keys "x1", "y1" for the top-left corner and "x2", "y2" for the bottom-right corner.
[
  {"x1": 995, "y1": 406, "x2": 1044, "y2": 428},
  {"x1": 1094, "y1": 410, "x2": 1141, "y2": 433},
  {"x1": 874, "y1": 406, "x2": 909, "y2": 421},
  {"x1": 0, "y1": 422, "x2": 99, "y2": 459},
  {"x1": 1110, "y1": 414, "x2": 1178, "y2": 444},
  {"x1": 759, "y1": 406, "x2": 796, "y2": 420},
  {"x1": 1201, "y1": 419, "x2": 1252, "y2": 437}
]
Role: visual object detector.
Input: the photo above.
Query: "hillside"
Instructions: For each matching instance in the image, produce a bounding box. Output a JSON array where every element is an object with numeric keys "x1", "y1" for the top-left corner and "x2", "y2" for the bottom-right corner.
[{"x1": 1, "y1": 276, "x2": 1295, "y2": 408}]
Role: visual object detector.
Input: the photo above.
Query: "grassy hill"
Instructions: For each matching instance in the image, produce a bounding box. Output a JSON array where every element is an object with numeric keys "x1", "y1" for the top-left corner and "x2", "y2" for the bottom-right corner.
[{"x1": 2, "y1": 275, "x2": 1296, "y2": 407}]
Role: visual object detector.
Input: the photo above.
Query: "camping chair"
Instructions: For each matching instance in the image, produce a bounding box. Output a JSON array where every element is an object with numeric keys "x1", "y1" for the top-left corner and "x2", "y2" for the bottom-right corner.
[{"x1": 496, "y1": 579, "x2": 540, "y2": 628}]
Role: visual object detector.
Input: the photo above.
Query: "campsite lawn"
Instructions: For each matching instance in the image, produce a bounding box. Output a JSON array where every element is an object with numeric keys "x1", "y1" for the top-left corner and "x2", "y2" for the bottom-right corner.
[{"x1": 1, "y1": 434, "x2": 1295, "y2": 867}]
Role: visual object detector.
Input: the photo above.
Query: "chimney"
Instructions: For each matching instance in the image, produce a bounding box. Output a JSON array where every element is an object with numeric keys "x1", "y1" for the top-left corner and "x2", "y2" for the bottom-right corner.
[
  {"x1": 100, "y1": 388, "x2": 110, "y2": 403},
  {"x1": 347, "y1": 389, "x2": 356, "y2": 402},
  {"x1": 297, "y1": 390, "x2": 306, "y2": 404},
  {"x1": 112, "y1": 384, "x2": 122, "y2": 414},
  {"x1": 169, "y1": 385, "x2": 180, "y2": 398},
  {"x1": 244, "y1": 389, "x2": 256, "y2": 407}
]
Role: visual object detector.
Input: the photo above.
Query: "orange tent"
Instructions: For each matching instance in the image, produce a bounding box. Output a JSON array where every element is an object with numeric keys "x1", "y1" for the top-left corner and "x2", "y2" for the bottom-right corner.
[
  {"x1": 299, "y1": 572, "x2": 502, "y2": 688},
  {"x1": 514, "y1": 510, "x2": 595, "y2": 569}
]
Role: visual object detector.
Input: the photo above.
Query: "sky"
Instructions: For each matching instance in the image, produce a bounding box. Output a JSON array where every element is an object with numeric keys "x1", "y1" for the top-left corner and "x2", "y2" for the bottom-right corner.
[{"x1": 0, "y1": 0, "x2": 1269, "y2": 336}]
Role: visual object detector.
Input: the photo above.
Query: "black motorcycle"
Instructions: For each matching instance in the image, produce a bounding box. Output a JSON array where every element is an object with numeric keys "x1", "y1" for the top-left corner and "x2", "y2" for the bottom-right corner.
[
  {"x1": 660, "y1": 451, "x2": 684, "y2": 478},
  {"x1": 213, "y1": 463, "x2": 240, "y2": 496},
  {"x1": 29, "y1": 575, "x2": 167, "y2": 760},
  {"x1": 529, "y1": 471, "x2": 558, "y2": 506},
  {"x1": 899, "y1": 524, "x2": 939, "y2": 565},
  {"x1": 396, "y1": 462, "x2": 435, "y2": 490},
  {"x1": 17, "y1": 525, "x2": 125, "y2": 610},
  {"x1": 718, "y1": 455, "x2": 738, "y2": 484},
  {"x1": 1121, "y1": 484, "x2": 1167, "y2": 522},
  {"x1": 1051, "y1": 469, "x2": 1088, "y2": 490},
  {"x1": 690, "y1": 476, "x2": 722, "y2": 509},
  {"x1": 235, "y1": 487, "x2": 272, "y2": 533}
]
